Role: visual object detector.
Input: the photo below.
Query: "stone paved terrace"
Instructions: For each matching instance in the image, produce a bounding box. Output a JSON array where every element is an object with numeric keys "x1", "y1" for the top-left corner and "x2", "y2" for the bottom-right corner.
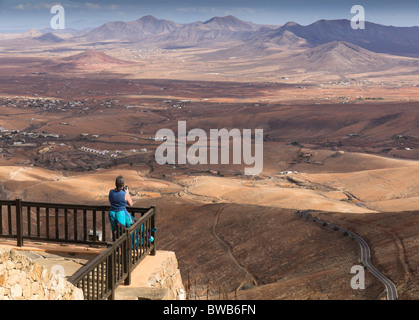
[
  {"x1": 0, "y1": 239, "x2": 185, "y2": 300},
  {"x1": 0, "y1": 239, "x2": 103, "y2": 280}
]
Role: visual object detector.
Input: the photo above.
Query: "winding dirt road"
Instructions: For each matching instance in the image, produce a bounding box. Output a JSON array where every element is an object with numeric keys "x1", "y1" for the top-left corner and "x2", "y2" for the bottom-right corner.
[{"x1": 211, "y1": 205, "x2": 259, "y2": 291}]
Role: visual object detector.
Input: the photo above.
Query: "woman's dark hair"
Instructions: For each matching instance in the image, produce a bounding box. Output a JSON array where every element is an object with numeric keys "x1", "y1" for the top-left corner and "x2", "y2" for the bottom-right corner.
[{"x1": 115, "y1": 175, "x2": 125, "y2": 191}]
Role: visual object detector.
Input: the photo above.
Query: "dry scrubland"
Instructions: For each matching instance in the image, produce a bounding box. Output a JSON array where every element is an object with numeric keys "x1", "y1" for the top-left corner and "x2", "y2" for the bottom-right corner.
[{"x1": 1, "y1": 151, "x2": 418, "y2": 299}]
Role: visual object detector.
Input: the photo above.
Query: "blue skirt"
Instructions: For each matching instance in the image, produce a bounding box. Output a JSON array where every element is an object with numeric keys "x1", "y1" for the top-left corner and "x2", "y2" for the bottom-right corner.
[
  {"x1": 108, "y1": 209, "x2": 135, "y2": 231},
  {"x1": 108, "y1": 210, "x2": 155, "y2": 245}
]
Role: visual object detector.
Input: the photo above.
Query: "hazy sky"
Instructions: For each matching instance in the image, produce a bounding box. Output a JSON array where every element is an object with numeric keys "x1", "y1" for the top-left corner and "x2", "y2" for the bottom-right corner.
[{"x1": 0, "y1": 0, "x2": 418, "y2": 32}]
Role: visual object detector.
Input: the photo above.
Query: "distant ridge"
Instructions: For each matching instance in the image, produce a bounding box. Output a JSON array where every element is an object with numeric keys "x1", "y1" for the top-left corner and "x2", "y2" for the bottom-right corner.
[
  {"x1": 202, "y1": 15, "x2": 259, "y2": 31},
  {"x1": 40, "y1": 27, "x2": 79, "y2": 34},
  {"x1": 22, "y1": 28, "x2": 42, "y2": 38},
  {"x1": 280, "y1": 41, "x2": 417, "y2": 73},
  {"x1": 268, "y1": 30, "x2": 308, "y2": 48},
  {"x1": 35, "y1": 33, "x2": 64, "y2": 43},
  {"x1": 259, "y1": 19, "x2": 419, "y2": 57},
  {"x1": 82, "y1": 15, "x2": 180, "y2": 41},
  {"x1": 63, "y1": 49, "x2": 132, "y2": 66}
]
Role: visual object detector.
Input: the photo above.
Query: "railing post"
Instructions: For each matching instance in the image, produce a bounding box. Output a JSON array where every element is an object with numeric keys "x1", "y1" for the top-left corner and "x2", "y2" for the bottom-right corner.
[
  {"x1": 107, "y1": 249, "x2": 115, "y2": 300},
  {"x1": 151, "y1": 206, "x2": 156, "y2": 256},
  {"x1": 124, "y1": 230, "x2": 132, "y2": 285},
  {"x1": 16, "y1": 198, "x2": 23, "y2": 247}
]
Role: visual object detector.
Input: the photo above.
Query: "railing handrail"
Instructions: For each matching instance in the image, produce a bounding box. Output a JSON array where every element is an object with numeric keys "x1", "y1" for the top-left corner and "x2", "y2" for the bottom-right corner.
[
  {"x1": 0, "y1": 199, "x2": 149, "y2": 213},
  {"x1": 0, "y1": 200, "x2": 15, "y2": 204}
]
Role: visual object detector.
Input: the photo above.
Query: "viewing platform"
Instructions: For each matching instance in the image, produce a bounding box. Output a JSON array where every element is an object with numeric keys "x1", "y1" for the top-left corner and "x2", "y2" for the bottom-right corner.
[{"x1": 0, "y1": 199, "x2": 184, "y2": 300}]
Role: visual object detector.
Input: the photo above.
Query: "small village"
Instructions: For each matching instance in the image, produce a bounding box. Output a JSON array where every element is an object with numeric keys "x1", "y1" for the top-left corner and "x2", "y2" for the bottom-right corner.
[{"x1": 0, "y1": 95, "x2": 156, "y2": 171}]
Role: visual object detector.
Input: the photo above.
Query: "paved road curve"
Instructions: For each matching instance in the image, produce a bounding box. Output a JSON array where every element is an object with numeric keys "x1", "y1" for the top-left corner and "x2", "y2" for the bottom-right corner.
[{"x1": 301, "y1": 211, "x2": 398, "y2": 300}]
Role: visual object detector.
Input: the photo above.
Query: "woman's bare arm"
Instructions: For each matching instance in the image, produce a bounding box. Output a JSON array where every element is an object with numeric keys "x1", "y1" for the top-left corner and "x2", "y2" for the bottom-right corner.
[{"x1": 125, "y1": 188, "x2": 133, "y2": 206}]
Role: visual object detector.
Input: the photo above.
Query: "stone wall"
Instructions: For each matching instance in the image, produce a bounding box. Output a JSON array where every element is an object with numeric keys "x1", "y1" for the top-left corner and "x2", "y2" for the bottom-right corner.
[
  {"x1": 146, "y1": 251, "x2": 185, "y2": 300},
  {"x1": 115, "y1": 250, "x2": 185, "y2": 300},
  {"x1": 0, "y1": 248, "x2": 83, "y2": 300}
]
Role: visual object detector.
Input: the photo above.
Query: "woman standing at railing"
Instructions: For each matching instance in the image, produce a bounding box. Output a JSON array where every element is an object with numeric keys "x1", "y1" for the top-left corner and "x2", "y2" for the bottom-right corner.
[{"x1": 108, "y1": 175, "x2": 134, "y2": 240}]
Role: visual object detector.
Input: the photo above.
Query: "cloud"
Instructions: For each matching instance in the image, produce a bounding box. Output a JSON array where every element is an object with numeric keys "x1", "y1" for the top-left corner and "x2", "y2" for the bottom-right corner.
[
  {"x1": 177, "y1": 7, "x2": 215, "y2": 14},
  {"x1": 10, "y1": 1, "x2": 122, "y2": 11},
  {"x1": 12, "y1": 3, "x2": 53, "y2": 10},
  {"x1": 176, "y1": 6, "x2": 256, "y2": 15},
  {"x1": 12, "y1": 4, "x2": 26, "y2": 10},
  {"x1": 11, "y1": 2, "x2": 78, "y2": 10},
  {"x1": 106, "y1": 5, "x2": 119, "y2": 11},
  {"x1": 84, "y1": 3, "x2": 101, "y2": 10}
]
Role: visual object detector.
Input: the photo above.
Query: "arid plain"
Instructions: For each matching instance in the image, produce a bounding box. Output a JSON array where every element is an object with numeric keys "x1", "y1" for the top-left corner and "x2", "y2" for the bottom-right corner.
[{"x1": 0, "y1": 16, "x2": 418, "y2": 299}]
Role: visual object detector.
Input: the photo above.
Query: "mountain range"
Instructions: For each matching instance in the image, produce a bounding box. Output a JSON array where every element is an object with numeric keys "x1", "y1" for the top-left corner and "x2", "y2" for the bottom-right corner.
[
  {"x1": 70, "y1": 15, "x2": 419, "y2": 58},
  {"x1": 13, "y1": 14, "x2": 419, "y2": 75},
  {"x1": 81, "y1": 15, "x2": 181, "y2": 42},
  {"x1": 35, "y1": 32, "x2": 64, "y2": 43},
  {"x1": 278, "y1": 41, "x2": 418, "y2": 73},
  {"x1": 80, "y1": 15, "x2": 266, "y2": 44},
  {"x1": 256, "y1": 19, "x2": 419, "y2": 57}
]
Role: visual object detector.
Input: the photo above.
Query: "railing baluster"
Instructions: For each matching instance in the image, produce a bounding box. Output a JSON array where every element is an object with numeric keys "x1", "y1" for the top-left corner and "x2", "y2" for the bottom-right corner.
[
  {"x1": 55, "y1": 208, "x2": 59, "y2": 240},
  {"x1": 100, "y1": 263, "x2": 104, "y2": 298},
  {"x1": 116, "y1": 246, "x2": 120, "y2": 281},
  {"x1": 138, "y1": 223, "x2": 142, "y2": 258},
  {"x1": 64, "y1": 208, "x2": 68, "y2": 241},
  {"x1": 103, "y1": 263, "x2": 106, "y2": 298},
  {"x1": 88, "y1": 273, "x2": 91, "y2": 300},
  {"x1": 82, "y1": 278, "x2": 86, "y2": 298},
  {"x1": 142, "y1": 221, "x2": 145, "y2": 255},
  {"x1": 151, "y1": 206, "x2": 156, "y2": 255},
  {"x1": 92, "y1": 210, "x2": 96, "y2": 242},
  {"x1": 7, "y1": 205, "x2": 12, "y2": 236},
  {"x1": 132, "y1": 227, "x2": 136, "y2": 263},
  {"x1": 46, "y1": 207, "x2": 50, "y2": 239},
  {"x1": 98, "y1": 264, "x2": 101, "y2": 299},
  {"x1": 95, "y1": 265, "x2": 99, "y2": 300},
  {"x1": 116, "y1": 244, "x2": 120, "y2": 280},
  {"x1": 108, "y1": 251, "x2": 115, "y2": 300},
  {"x1": 146, "y1": 219, "x2": 149, "y2": 252},
  {"x1": 139, "y1": 223, "x2": 142, "y2": 258},
  {"x1": 74, "y1": 209, "x2": 78, "y2": 241},
  {"x1": 83, "y1": 210, "x2": 87, "y2": 242},
  {"x1": 16, "y1": 199, "x2": 23, "y2": 247},
  {"x1": 125, "y1": 231, "x2": 131, "y2": 286},
  {"x1": 146, "y1": 218, "x2": 150, "y2": 249},
  {"x1": 102, "y1": 211, "x2": 106, "y2": 242},
  {"x1": 27, "y1": 206, "x2": 31, "y2": 237},
  {"x1": 89, "y1": 271, "x2": 93, "y2": 300},
  {"x1": 145, "y1": 218, "x2": 150, "y2": 250},
  {"x1": 36, "y1": 207, "x2": 40, "y2": 237}
]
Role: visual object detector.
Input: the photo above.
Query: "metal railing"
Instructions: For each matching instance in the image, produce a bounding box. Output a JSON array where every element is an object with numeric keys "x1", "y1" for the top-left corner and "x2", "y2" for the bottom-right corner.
[{"x1": 0, "y1": 199, "x2": 156, "y2": 300}]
